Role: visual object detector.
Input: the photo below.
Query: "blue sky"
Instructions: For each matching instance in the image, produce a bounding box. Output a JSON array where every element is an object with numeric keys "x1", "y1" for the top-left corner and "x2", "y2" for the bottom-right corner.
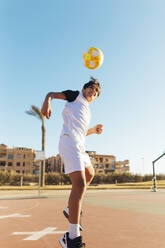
[{"x1": 1, "y1": 0, "x2": 165, "y2": 175}]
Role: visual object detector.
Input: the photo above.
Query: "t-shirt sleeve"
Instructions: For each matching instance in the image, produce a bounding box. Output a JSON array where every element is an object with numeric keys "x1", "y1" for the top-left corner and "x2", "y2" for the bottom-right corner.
[{"x1": 62, "y1": 90, "x2": 79, "y2": 102}]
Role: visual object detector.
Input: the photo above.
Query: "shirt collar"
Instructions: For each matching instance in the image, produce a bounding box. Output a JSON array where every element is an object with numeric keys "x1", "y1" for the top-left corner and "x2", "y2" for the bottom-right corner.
[{"x1": 77, "y1": 91, "x2": 89, "y2": 106}]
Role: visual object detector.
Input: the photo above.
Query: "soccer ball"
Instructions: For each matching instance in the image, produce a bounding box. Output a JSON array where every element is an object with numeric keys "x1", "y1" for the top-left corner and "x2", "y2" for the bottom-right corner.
[{"x1": 83, "y1": 47, "x2": 104, "y2": 69}]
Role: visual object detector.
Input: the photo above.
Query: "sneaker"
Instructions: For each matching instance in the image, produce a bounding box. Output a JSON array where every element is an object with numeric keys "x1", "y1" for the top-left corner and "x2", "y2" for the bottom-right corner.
[
  {"x1": 63, "y1": 207, "x2": 83, "y2": 231},
  {"x1": 59, "y1": 232, "x2": 85, "y2": 248}
]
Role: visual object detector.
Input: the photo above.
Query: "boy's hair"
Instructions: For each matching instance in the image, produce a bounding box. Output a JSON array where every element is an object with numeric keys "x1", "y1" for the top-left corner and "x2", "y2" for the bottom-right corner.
[{"x1": 83, "y1": 77, "x2": 101, "y2": 97}]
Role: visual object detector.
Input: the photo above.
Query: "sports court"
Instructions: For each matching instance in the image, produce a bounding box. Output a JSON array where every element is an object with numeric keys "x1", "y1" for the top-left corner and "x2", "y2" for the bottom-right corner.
[{"x1": 0, "y1": 189, "x2": 165, "y2": 248}]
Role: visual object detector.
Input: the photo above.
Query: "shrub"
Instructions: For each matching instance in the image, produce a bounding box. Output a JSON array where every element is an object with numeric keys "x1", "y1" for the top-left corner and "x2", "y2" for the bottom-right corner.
[
  {"x1": 9, "y1": 171, "x2": 22, "y2": 186},
  {"x1": 62, "y1": 174, "x2": 71, "y2": 185},
  {"x1": 45, "y1": 173, "x2": 61, "y2": 185}
]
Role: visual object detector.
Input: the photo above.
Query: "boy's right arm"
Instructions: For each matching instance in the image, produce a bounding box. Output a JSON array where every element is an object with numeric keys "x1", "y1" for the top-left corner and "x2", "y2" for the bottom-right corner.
[{"x1": 41, "y1": 92, "x2": 66, "y2": 119}]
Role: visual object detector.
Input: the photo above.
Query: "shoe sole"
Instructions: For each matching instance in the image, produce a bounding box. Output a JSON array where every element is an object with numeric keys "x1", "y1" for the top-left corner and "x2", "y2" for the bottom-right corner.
[
  {"x1": 63, "y1": 210, "x2": 83, "y2": 231},
  {"x1": 59, "y1": 236, "x2": 66, "y2": 248}
]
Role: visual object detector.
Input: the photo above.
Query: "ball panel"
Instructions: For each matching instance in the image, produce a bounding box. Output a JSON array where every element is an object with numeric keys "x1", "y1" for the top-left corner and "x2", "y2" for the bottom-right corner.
[{"x1": 83, "y1": 47, "x2": 104, "y2": 69}]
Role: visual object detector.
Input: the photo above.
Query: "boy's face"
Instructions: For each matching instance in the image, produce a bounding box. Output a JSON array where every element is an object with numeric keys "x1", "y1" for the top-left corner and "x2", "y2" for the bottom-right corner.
[{"x1": 82, "y1": 85, "x2": 99, "y2": 103}]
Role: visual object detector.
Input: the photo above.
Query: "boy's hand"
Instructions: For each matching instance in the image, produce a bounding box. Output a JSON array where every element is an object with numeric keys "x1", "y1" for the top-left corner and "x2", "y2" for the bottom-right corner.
[
  {"x1": 41, "y1": 100, "x2": 52, "y2": 119},
  {"x1": 94, "y1": 124, "x2": 103, "y2": 134}
]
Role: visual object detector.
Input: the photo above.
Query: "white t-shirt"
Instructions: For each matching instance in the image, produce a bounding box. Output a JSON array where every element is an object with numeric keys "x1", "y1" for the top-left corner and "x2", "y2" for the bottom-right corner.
[{"x1": 61, "y1": 91, "x2": 91, "y2": 146}]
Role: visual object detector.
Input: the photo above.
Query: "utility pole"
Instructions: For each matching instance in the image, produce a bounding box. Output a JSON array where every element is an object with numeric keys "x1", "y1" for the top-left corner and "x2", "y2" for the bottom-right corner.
[{"x1": 36, "y1": 151, "x2": 45, "y2": 196}]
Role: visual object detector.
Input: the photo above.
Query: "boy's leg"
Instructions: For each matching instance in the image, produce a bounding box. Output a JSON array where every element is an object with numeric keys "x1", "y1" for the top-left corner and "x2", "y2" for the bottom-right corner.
[
  {"x1": 68, "y1": 170, "x2": 86, "y2": 224},
  {"x1": 63, "y1": 166, "x2": 94, "y2": 228},
  {"x1": 60, "y1": 169, "x2": 93, "y2": 247},
  {"x1": 68, "y1": 166, "x2": 94, "y2": 224},
  {"x1": 67, "y1": 170, "x2": 86, "y2": 240}
]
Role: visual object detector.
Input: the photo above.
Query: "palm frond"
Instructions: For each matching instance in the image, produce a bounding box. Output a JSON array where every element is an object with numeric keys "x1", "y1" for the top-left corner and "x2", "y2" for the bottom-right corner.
[{"x1": 26, "y1": 105, "x2": 44, "y2": 121}]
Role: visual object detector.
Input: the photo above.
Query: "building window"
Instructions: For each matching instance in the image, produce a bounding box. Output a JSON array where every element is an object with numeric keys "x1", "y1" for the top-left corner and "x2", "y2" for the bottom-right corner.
[
  {"x1": 0, "y1": 161, "x2": 6, "y2": 166},
  {"x1": 8, "y1": 154, "x2": 13, "y2": 159},
  {"x1": 16, "y1": 162, "x2": 21, "y2": 166},
  {"x1": 22, "y1": 170, "x2": 25, "y2": 174},
  {"x1": 8, "y1": 162, "x2": 13, "y2": 166},
  {"x1": 16, "y1": 170, "x2": 20, "y2": 173},
  {"x1": 111, "y1": 159, "x2": 115, "y2": 165},
  {"x1": 105, "y1": 164, "x2": 109, "y2": 168},
  {"x1": 0, "y1": 153, "x2": 6, "y2": 158},
  {"x1": 33, "y1": 170, "x2": 39, "y2": 174},
  {"x1": 99, "y1": 158, "x2": 103, "y2": 163},
  {"x1": 17, "y1": 154, "x2": 21, "y2": 158},
  {"x1": 99, "y1": 164, "x2": 104, "y2": 168},
  {"x1": 23, "y1": 162, "x2": 25, "y2": 167},
  {"x1": 105, "y1": 158, "x2": 109, "y2": 162},
  {"x1": 23, "y1": 154, "x2": 26, "y2": 159}
]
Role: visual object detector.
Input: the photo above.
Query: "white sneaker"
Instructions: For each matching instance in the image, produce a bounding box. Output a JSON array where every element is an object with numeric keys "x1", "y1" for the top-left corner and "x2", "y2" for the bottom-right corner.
[
  {"x1": 63, "y1": 207, "x2": 83, "y2": 231},
  {"x1": 59, "y1": 232, "x2": 68, "y2": 248}
]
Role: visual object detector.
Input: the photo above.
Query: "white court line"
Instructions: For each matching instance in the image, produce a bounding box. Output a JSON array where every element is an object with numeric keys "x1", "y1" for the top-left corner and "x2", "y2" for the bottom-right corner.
[
  {"x1": 0, "y1": 213, "x2": 31, "y2": 219},
  {"x1": 12, "y1": 227, "x2": 66, "y2": 240}
]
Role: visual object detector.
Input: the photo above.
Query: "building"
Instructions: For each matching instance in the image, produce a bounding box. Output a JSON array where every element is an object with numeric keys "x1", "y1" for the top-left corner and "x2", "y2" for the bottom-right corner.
[
  {"x1": 87, "y1": 151, "x2": 129, "y2": 174},
  {"x1": 0, "y1": 144, "x2": 39, "y2": 174},
  {"x1": 52, "y1": 151, "x2": 129, "y2": 174},
  {"x1": 45, "y1": 154, "x2": 64, "y2": 173},
  {"x1": 45, "y1": 156, "x2": 58, "y2": 173},
  {"x1": 0, "y1": 144, "x2": 130, "y2": 175}
]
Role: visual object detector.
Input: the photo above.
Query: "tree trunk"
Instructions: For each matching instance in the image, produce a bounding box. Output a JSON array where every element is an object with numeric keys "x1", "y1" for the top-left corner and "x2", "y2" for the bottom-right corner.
[{"x1": 41, "y1": 122, "x2": 45, "y2": 187}]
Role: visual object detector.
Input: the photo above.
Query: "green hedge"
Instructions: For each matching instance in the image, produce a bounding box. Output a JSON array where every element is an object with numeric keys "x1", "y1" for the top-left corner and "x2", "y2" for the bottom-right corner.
[
  {"x1": 0, "y1": 171, "x2": 71, "y2": 186},
  {"x1": 91, "y1": 172, "x2": 144, "y2": 184},
  {"x1": 0, "y1": 170, "x2": 165, "y2": 186},
  {"x1": 0, "y1": 171, "x2": 21, "y2": 186}
]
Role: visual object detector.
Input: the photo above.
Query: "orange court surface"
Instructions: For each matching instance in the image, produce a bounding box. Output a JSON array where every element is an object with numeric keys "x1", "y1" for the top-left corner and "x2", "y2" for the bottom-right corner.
[{"x1": 0, "y1": 189, "x2": 165, "y2": 248}]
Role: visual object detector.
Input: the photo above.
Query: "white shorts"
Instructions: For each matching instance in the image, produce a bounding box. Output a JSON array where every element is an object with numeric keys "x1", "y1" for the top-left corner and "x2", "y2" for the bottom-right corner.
[{"x1": 58, "y1": 135, "x2": 92, "y2": 174}]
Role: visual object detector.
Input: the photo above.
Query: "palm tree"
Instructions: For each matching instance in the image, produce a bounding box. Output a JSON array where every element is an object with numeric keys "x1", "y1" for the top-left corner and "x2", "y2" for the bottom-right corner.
[{"x1": 26, "y1": 105, "x2": 46, "y2": 186}]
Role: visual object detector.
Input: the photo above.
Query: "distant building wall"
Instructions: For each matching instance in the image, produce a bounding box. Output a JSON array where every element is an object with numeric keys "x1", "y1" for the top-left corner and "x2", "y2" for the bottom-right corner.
[
  {"x1": 53, "y1": 151, "x2": 130, "y2": 175},
  {"x1": 0, "y1": 144, "x2": 130, "y2": 175},
  {"x1": 45, "y1": 154, "x2": 64, "y2": 173},
  {"x1": 0, "y1": 144, "x2": 39, "y2": 174},
  {"x1": 87, "y1": 151, "x2": 129, "y2": 174}
]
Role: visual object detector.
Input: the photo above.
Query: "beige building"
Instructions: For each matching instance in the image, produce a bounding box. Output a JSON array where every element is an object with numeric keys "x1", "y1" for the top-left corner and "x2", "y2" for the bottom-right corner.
[
  {"x1": 0, "y1": 144, "x2": 39, "y2": 174},
  {"x1": 47, "y1": 151, "x2": 130, "y2": 174},
  {"x1": 87, "y1": 151, "x2": 129, "y2": 174},
  {"x1": 45, "y1": 154, "x2": 64, "y2": 173},
  {"x1": 0, "y1": 144, "x2": 130, "y2": 175},
  {"x1": 45, "y1": 156, "x2": 58, "y2": 173}
]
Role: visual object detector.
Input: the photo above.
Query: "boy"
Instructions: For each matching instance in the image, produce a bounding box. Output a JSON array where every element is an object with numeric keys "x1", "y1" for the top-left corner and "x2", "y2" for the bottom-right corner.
[{"x1": 41, "y1": 77, "x2": 103, "y2": 248}]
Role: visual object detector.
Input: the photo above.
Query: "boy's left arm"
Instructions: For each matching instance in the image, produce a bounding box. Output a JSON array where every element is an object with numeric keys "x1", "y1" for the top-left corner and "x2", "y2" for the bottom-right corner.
[{"x1": 86, "y1": 124, "x2": 103, "y2": 136}]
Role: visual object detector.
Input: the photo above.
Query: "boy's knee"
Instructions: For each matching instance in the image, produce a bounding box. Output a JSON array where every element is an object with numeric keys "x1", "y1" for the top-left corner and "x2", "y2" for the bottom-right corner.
[
  {"x1": 78, "y1": 179, "x2": 86, "y2": 192},
  {"x1": 90, "y1": 170, "x2": 95, "y2": 180},
  {"x1": 86, "y1": 167, "x2": 95, "y2": 183}
]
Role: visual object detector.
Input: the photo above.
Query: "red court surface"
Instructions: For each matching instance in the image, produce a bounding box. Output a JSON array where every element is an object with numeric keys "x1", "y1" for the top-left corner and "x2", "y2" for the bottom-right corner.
[{"x1": 0, "y1": 189, "x2": 165, "y2": 248}]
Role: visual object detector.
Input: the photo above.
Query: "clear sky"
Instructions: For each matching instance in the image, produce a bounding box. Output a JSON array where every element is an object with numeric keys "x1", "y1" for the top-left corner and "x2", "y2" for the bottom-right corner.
[{"x1": 1, "y1": 0, "x2": 165, "y2": 175}]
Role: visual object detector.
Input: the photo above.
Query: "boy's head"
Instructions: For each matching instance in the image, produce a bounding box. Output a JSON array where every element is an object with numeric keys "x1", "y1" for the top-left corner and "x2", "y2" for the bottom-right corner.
[{"x1": 82, "y1": 77, "x2": 101, "y2": 103}]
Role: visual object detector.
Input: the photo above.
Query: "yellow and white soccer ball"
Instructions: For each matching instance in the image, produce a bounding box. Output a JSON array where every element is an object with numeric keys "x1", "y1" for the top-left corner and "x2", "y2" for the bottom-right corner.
[{"x1": 83, "y1": 47, "x2": 104, "y2": 69}]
